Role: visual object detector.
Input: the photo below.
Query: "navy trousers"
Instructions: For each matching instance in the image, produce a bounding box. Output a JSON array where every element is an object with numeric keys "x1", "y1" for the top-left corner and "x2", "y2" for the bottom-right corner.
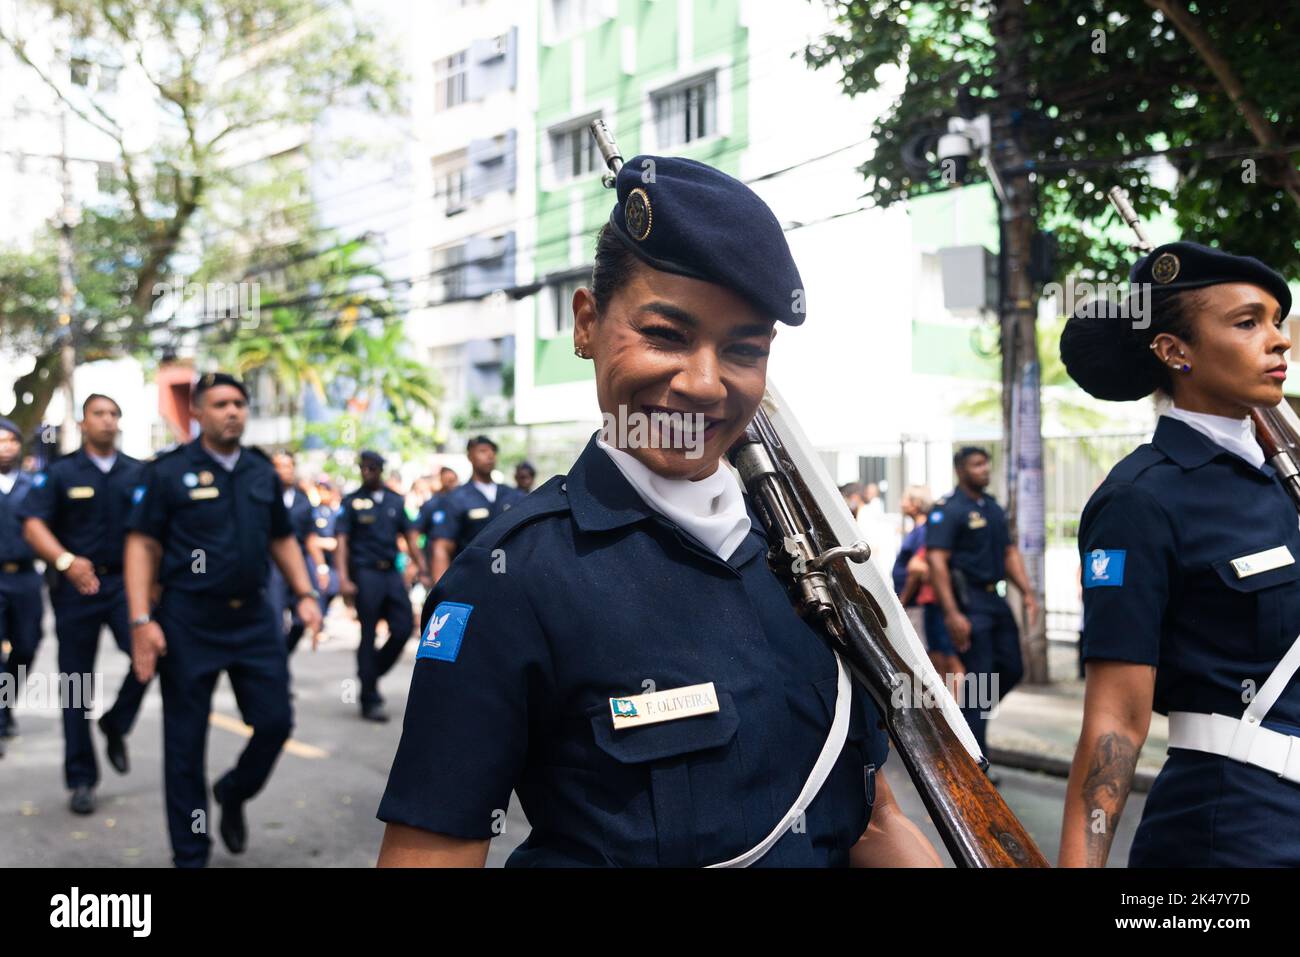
[
  {"x1": 51, "y1": 574, "x2": 148, "y2": 788},
  {"x1": 955, "y1": 589, "x2": 1024, "y2": 754},
  {"x1": 156, "y1": 591, "x2": 292, "y2": 868},
  {"x1": 351, "y1": 566, "x2": 413, "y2": 707},
  {"x1": 0, "y1": 570, "x2": 43, "y2": 734}
]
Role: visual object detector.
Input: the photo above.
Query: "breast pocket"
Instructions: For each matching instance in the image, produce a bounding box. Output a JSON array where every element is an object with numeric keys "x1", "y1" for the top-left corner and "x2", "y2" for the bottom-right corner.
[
  {"x1": 586, "y1": 692, "x2": 746, "y2": 866},
  {"x1": 1211, "y1": 547, "x2": 1300, "y2": 660}
]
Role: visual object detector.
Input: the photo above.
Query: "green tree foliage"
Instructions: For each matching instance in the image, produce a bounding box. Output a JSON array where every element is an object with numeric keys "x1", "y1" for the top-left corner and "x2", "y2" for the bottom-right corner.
[
  {"x1": 806, "y1": 0, "x2": 1300, "y2": 284},
  {"x1": 0, "y1": 0, "x2": 402, "y2": 428}
]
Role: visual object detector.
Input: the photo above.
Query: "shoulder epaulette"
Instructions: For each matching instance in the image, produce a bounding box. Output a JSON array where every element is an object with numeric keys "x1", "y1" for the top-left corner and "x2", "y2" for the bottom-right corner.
[{"x1": 474, "y1": 476, "x2": 573, "y2": 551}]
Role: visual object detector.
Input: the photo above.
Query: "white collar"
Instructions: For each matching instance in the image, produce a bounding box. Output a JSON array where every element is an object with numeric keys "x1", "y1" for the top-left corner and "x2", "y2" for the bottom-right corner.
[
  {"x1": 0, "y1": 471, "x2": 15, "y2": 494},
  {"x1": 86, "y1": 450, "x2": 117, "y2": 473},
  {"x1": 597, "y1": 438, "x2": 751, "y2": 561},
  {"x1": 205, "y1": 445, "x2": 241, "y2": 472},
  {"x1": 1163, "y1": 405, "x2": 1264, "y2": 468},
  {"x1": 472, "y1": 479, "x2": 497, "y2": 503}
]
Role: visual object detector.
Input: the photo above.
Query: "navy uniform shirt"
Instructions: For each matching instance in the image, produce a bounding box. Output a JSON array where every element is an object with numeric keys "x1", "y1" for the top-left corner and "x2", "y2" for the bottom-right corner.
[
  {"x1": 337, "y1": 487, "x2": 411, "y2": 567},
  {"x1": 379, "y1": 435, "x2": 890, "y2": 867},
  {"x1": 432, "y1": 482, "x2": 526, "y2": 554},
  {"x1": 20, "y1": 450, "x2": 142, "y2": 570},
  {"x1": 1079, "y1": 416, "x2": 1300, "y2": 731},
  {"x1": 415, "y1": 494, "x2": 447, "y2": 540},
  {"x1": 126, "y1": 440, "x2": 291, "y2": 599},
  {"x1": 926, "y1": 487, "x2": 1010, "y2": 584},
  {"x1": 283, "y1": 486, "x2": 314, "y2": 547},
  {"x1": 313, "y1": 502, "x2": 339, "y2": 538},
  {"x1": 0, "y1": 471, "x2": 36, "y2": 564}
]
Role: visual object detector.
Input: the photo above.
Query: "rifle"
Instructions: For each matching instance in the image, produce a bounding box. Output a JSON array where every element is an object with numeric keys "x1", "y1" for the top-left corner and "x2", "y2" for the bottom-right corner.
[
  {"x1": 1107, "y1": 186, "x2": 1300, "y2": 513},
  {"x1": 590, "y1": 121, "x2": 1048, "y2": 867}
]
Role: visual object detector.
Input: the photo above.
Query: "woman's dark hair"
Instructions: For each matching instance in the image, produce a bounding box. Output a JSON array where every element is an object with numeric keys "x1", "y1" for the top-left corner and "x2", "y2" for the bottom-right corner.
[
  {"x1": 1146, "y1": 289, "x2": 1203, "y2": 396},
  {"x1": 590, "y1": 223, "x2": 642, "y2": 315}
]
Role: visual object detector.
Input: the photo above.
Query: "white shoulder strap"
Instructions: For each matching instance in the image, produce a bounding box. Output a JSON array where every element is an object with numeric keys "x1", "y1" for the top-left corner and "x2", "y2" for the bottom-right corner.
[
  {"x1": 707, "y1": 653, "x2": 853, "y2": 868},
  {"x1": 1229, "y1": 631, "x2": 1300, "y2": 761}
]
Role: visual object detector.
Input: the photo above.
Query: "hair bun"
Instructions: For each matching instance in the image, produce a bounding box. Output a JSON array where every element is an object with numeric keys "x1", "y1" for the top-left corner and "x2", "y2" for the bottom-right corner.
[{"x1": 1059, "y1": 304, "x2": 1161, "y2": 401}]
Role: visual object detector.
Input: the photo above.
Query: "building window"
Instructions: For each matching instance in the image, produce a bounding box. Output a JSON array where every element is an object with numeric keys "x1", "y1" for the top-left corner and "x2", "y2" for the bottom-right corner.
[
  {"x1": 434, "y1": 243, "x2": 468, "y2": 301},
  {"x1": 70, "y1": 57, "x2": 92, "y2": 87},
  {"x1": 549, "y1": 118, "x2": 600, "y2": 183},
  {"x1": 552, "y1": 275, "x2": 585, "y2": 335},
  {"x1": 652, "y1": 74, "x2": 718, "y2": 148},
  {"x1": 98, "y1": 63, "x2": 121, "y2": 93},
  {"x1": 548, "y1": 0, "x2": 611, "y2": 41},
  {"x1": 432, "y1": 150, "x2": 469, "y2": 215},
  {"x1": 435, "y1": 51, "x2": 468, "y2": 112}
]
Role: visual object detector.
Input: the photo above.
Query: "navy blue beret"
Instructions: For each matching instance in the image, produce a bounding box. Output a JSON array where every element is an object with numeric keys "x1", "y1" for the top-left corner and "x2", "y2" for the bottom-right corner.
[
  {"x1": 0, "y1": 417, "x2": 20, "y2": 441},
  {"x1": 359, "y1": 450, "x2": 385, "y2": 468},
  {"x1": 609, "y1": 155, "x2": 806, "y2": 325},
  {"x1": 1062, "y1": 240, "x2": 1293, "y2": 401},
  {"x1": 193, "y1": 371, "x2": 248, "y2": 401},
  {"x1": 1129, "y1": 241, "x2": 1291, "y2": 316}
]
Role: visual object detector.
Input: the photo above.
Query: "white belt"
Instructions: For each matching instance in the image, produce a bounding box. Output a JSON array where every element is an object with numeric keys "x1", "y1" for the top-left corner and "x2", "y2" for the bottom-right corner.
[
  {"x1": 1167, "y1": 711, "x2": 1300, "y2": 784},
  {"x1": 707, "y1": 652, "x2": 852, "y2": 868},
  {"x1": 1166, "y1": 627, "x2": 1300, "y2": 785}
]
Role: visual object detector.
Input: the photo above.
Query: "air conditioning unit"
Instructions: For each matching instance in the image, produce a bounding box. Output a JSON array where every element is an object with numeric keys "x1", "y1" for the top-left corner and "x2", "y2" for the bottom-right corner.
[{"x1": 489, "y1": 34, "x2": 508, "y2": 58}]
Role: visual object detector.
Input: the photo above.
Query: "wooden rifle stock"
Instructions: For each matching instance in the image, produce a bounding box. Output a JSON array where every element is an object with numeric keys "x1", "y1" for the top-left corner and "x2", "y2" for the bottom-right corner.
[{"x1": 730, "y1": 408, "x2": 1049, "y2": 867}]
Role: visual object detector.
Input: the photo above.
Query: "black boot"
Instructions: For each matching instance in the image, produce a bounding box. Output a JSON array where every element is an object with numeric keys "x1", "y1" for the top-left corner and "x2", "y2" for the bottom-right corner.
[
  {"x1": 98, "y1": 715, "x2": 129, "y2": 775},
  {"x1": 69, "y1": 785, "x2": 96, "y2": 815},
  {"x1": 213, "y1": 774, "x2": 247, "y2": 854}
]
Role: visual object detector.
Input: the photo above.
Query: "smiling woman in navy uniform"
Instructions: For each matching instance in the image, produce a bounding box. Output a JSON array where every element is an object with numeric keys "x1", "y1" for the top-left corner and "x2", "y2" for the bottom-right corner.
[
  {"x1": 20, "y1": 394, "x2": 148, "y2": 815},
  {"x1": 376, "y1": 156, "x2": 941, "y2": 867},
  {"x1": 1058, "y1": 241, "x2": 1300, "y2": 867}
]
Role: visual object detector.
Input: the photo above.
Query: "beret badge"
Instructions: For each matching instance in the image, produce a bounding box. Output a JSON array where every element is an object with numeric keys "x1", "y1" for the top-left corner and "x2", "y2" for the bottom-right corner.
[
  {"x1": 625, "y1": 187, "x2": 653, "y2": 241},
  {"x1": 1151, "y1": 252, "x2": 1180, "y2": 284}
]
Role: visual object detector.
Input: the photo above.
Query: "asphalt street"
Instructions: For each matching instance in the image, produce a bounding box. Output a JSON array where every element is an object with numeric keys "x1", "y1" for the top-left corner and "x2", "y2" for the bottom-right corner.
[{"x1": 0, "y1": 601, "x2": 1141, "y2": 868}]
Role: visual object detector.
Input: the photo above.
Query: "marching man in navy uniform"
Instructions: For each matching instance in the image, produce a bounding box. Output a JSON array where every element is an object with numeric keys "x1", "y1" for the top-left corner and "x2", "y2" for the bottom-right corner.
[
  {"x1": 20, "y1": 394, "x2": 148, "y2": 813},
  {"x1": 0, "y1": 416, "x2": 41, "y2": 755},
  {"x1": 925, "y1": 447, "x2": 1038, "y2": 761},
  {"x1": 125, "y1": 372, "x2": 323, "y2": 868},
  {"x1": 427, "y1": 436, "x2": 524, "y2": 585},
  {"x1": 335, "y1": 450, "x2": 426, "y2": 722},
  {"x1": 1059, "y1": 241, "x2": 1300, "y2": 866},
  {"x1": 377, "y1": 154, "x2": 941, "y2": 867}
]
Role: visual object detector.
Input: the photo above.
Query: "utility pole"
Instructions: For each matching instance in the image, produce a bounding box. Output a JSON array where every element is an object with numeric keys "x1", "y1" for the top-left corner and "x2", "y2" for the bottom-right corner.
[
  {"x1": 990, "y1": 0, "x2": 1048, "y2": 683},
  {"x1": 57, "y1": 106, "x2": 78, "y2": 454}
]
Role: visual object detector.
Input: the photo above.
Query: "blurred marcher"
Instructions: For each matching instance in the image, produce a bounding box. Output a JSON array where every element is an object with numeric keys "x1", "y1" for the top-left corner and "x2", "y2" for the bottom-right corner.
[
  {"x1": 838, "y1": 482, "x2": 864, "y2": 518},
  {"x1": 125, "y1": 372, "x2": 322, "y2": 867},
  {"x1": 268, "y1": 451, "x2": 328, "y2": 656},
  {"x1": 891, "y1": 485, "x2": 963, "y2": 695},
  {"x1": 312, "y1": 477, "x2": 342, "y2": 618},
  {"x1": 927, "y1": 447, "x2": 1038, "y2": 762},
  {"x1": 335, "y1": 450, "x2": 425, "y2": 722},
  {"x1": 20, "y1": 395, "x2": 148, "y2": 813},
  {"x1": 0, "y1": 417, "x2": 40, "y2": 754},
  {"x1": 515, "y1": 461, "x2": 536, "y2": 494},
  {"x1": 427, "y1": 436, "x2": 524, "y2": 585}
]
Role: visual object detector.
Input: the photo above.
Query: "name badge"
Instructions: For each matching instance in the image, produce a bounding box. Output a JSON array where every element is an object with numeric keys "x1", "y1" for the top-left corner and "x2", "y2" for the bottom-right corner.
[
  {"x1": 67, "y1": 486, "x2": 96, "y2": 499},
  {"x1": 609, "y1": 682, "x2": 719, "y2": 730},
  {"x1": 467, "y1": 507, "x2": 490, "y2": 520},
  {"x1": 967, "y1": 511, "x2": 987, "y2": 530},
  {"x1": 1230, "y1": 545, "x2": 1295, "y2": 578},
  {"x1": 189, "y1": 487, "x2": 220, "y2": 500},
  {"x1": 357, "y1": 514, "x2": 376, "y2": 524}
]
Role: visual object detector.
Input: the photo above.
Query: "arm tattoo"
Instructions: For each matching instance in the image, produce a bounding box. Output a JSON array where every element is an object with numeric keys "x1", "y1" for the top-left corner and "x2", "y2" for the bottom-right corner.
[{"x1": 1081, "y1": 732, "x2": 1139, "y2": 868}]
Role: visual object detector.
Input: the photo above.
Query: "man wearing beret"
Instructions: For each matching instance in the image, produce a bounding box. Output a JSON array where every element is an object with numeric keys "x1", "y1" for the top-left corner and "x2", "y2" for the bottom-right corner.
[
  {"x1": 125, "y1": 372, "x2": 323, "y2": 867},
  {"x1": 0, "y1": 417, "x2": 42, "y2": 755},
  {"x1": 336, "y1": 449, "x2": 427, "y2": 722}
]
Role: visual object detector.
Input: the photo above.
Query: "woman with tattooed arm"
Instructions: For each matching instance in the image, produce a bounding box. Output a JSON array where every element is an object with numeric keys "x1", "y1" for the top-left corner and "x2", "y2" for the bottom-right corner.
[{"x1": 1057, "y1": 241, "x2": 1299, "y2": 867}]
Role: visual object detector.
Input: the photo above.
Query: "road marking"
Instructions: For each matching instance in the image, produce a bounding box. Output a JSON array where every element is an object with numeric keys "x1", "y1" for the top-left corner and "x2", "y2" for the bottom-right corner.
[{"x1": 208, "y1": 712, "x2": 329, "y2": 759}]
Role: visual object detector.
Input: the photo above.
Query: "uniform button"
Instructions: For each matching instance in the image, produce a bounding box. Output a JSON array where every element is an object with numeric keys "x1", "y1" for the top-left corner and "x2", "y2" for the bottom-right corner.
[{"x1": 560, "y1": 482, "x2": 567, "y2": 493}]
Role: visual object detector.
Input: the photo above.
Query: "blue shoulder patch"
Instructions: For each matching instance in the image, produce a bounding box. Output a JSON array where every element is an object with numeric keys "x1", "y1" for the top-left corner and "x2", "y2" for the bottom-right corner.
[
  {"x1": 432, "y1": 509, "x2": 445, "y2": 524},
  {"x1": 132, "y1": 485, "x2": 146, "y2": 505},
  {"x1": 929, "y1": 509, "x2": 944, "y2": 523},
  {"x1": 1083, "y1": 549, "x2": 1126, "y2": 588},
  {"x1": 416, "y1": 601, "x2": 473, "y2": 662},
  {"x1": 33, "y1": 472, "x2": 47, "y2": 488}
]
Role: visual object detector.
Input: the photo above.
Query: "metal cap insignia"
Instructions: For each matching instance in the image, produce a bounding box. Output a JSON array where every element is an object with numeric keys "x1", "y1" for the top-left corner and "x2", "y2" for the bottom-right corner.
[
  {"x1": 625, "y1": 188, "x2": 652, "y2": 241},
  {"x1": 1151, "y1": 252, "x2": 1180, "y2": 284}
]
